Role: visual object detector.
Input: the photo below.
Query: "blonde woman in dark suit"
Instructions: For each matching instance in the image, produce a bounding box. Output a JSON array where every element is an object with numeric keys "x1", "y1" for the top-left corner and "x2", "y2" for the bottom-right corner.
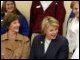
[{"x1": 30, "y1": 16, "x2": 69, "y2": 59}]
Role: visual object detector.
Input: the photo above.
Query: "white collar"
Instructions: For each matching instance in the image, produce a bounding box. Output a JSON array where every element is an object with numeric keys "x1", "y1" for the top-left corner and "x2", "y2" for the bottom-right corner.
[
  {"x1": 44, "y1": 38, "x2": 51, "y2": 53},
  {"x1": 40, "y1": 1, "x2": 53, "y2": 11}
]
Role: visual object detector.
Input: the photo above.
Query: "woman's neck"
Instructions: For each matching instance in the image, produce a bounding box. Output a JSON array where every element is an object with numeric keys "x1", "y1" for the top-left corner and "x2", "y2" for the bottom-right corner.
[
  {"x1": 5, "y1": 12, "x2": 15, "y2": 15},
  {"x1": 7, "y1": 30, "x2": 17, "y2": 41}
]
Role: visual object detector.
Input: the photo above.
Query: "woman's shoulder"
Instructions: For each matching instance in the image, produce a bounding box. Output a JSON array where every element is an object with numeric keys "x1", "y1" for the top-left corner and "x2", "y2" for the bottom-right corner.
[
  {"x1": 34, "y1": 34, "x2": 45, "y2": 40},
  {"x1": 18, "y1": 13, "x2": 26, "y2": 19},
  {"x1": 57, "y1": 35, "x2": 68, "y2": 44},
  {"x1": 18, "y1": 14, "x2": 28, "y2": 23},
  {"x1": 1, "y1": 33, "x2": 7, "y2": 41},
  {"x1": 17, "y1": 33, "x2": 30, "y2": 42},
  {"x1": 33, "y1": 34, "x2": 45, "y2": 42}
]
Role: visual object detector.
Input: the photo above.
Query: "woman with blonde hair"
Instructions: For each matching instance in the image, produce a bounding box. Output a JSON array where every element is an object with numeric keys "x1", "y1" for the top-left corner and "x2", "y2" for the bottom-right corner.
[{"x1": 30, "y1": 16, "x2": 69, "y2": 59}]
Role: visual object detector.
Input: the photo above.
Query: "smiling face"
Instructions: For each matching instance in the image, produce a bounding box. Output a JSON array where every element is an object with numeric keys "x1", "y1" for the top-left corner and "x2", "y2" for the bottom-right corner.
[
  {"x1": 45, "y1": 25, "x2": 58, "y2": 40},
  {"x1": 6, "y1": 1, "x2": 15, "y2": 13},
  {"x1": 41, "y1": 16, "x2": 59, "y2": 40},
  {"x1": 9, "y1": 19, "x2": 20, "y2": 33}
]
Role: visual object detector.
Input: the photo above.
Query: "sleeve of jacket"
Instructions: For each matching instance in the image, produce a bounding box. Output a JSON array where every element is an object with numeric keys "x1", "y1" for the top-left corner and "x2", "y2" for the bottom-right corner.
[
  {"x1": 1, "y1": 16, "x2": 7, "y2": 34},
  {"x1": 21, "y1": 37, "x2": 30, "y2": 59},
  {"x1": 30, "y1": 1, "x2": 37, "y2": 33},
  {"x1": 58, "y1": 38, "x2": 69, "y2": 59},
  {"x1": 55, "y1": 1, "x2": 66, "y2": 34},
  {"x1": 29, "y1": 36, "x2": 38, "y2": 59},
  {"x1": 1, "y1": 26, "x2": 6, "y2": 34},
  {"x1": 55, "y1": 1, "x2": 66, "y2": 24},
  {"x1": 19, "y1": 15, "x2": 29, "y2": 36}
]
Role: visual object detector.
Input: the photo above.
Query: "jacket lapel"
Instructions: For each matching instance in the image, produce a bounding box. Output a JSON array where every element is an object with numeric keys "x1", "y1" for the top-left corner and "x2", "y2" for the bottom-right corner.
[
  {"x1": 38, "y1": 35, "x2": 45, "y2": 58},
  {"x1": 44, "y1": 39, "x2": 57, "y2": 58}
]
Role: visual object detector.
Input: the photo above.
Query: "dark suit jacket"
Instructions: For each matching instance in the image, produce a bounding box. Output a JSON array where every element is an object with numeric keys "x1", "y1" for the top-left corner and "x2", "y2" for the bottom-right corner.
[{"x1": 30, "y1": 34, "x2": 69, "y2": 59}]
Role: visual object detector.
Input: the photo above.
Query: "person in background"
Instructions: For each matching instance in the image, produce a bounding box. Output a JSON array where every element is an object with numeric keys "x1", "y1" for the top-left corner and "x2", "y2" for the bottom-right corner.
[
  {"x1": 1, "y1": 1, "x2": 29, "y2": 36},
  {"x1": 64, "y1": 1, "x2": 76, "y2": 36},
  {"x1": 66, "y1": 1, "x2": 79, "y2": 59},
  {"x1": 30, "y1": 1, "x2": 66, "y2": 43},
  {"x1": 1, "y1": 13, "x2": 30, "y2": 59},
  {"x1": 30, "y1": 16, "x2": 69, "y2": 59}
]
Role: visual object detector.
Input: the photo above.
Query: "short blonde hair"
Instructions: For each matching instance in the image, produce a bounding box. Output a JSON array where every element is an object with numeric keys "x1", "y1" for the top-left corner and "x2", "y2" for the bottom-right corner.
[{"x1": 41, "y1": 16, "x2": 59, "y2": 34}]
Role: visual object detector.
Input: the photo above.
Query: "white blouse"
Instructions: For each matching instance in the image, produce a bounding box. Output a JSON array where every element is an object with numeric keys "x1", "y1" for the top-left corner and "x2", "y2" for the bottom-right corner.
[
  {"x1": 66, "y1": 17, "x2": 79, "y2": 53},
  {"x1": 44, "y1": 38, "x2": 51, "y2": 53}
]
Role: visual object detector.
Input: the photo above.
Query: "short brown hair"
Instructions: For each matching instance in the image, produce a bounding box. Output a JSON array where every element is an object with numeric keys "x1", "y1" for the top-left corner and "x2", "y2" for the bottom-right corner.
[
  {"x1": 70, "y1": 1, "x2": 79, "y2": 9},
  {"x1": 2, "y1": 13, "x2": 19, "y2": 30}
]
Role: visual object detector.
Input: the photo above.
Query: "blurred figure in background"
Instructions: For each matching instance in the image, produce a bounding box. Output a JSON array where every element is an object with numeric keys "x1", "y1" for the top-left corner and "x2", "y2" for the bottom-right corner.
[
  {"x1": 1, "y1": 1, "x2": 29, "y2": 36},
  {"x1": 66, "y1": 1, "x2": 79, "y2": 59}
]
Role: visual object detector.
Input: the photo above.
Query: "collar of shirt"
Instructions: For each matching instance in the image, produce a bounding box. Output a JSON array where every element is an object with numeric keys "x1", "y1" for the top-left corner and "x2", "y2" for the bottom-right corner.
[
  {"x1": 1, "y1": 33, "x2": 24, "y2": 41},
  {"x1": 44, "y1": 38, "x2": 51, "y2": 53},
  {"x1": 40, "y1": 1, "x2": 53, "y2": 11}
]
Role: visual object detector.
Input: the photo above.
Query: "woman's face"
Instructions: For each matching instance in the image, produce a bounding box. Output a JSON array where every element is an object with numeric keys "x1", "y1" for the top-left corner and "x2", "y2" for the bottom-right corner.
[
  {"x1": 6, "y1": 1, "x2": 15, "y2": 13},
  {"x1": 45, "y1": 26, "x2": 58, "y2": 40},
  {"x1": 9, "y1": 20, "x2": 20, "y2": 33},
  {"x1": 73, "y1": 3, "x2": 79, "y2": 18}
]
